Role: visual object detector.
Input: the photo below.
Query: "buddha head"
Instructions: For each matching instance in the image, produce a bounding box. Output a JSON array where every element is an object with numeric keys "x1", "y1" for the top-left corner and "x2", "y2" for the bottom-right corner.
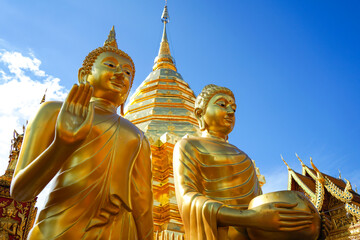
[
  {"x1": 195, "y1": 84, "x2": 236, "y2": 139},
  {"x1": 78, "y1": 26, "x2": 135, "y2": 115}
]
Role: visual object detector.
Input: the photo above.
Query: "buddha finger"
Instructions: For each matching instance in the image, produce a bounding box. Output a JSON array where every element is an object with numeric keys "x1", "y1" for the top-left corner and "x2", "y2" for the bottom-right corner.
[
  {"x1": 277, "y1": 208, "x2": 311, "y2": 215},
  {"x1": 64, "y1": 85, "x2": 79, "y2": 111},
  {"x1": 78, "y1": 84, "x2": 89, "y2": 107},
  {"x1": 279, "y1": 220, "x2": 313, "y2": 227},
  {"x1": 82, "y1": 107, "x2": 88, "y2": 119},
  {"x1": 68, "y1": 101, "x2": 75, "y2": 114},
  {"x1": 83, "y1": 89, "x2": 93, "y2": 118},
  {"x1": 274, "y1": 202, "x2": 298, "y2": 209},
  {"x1": 83, "y1": 85, "x2": 93, "y2": 110},
  {"x1": 74, "y1": 102, "x2": 82, "y2": 116},
  {"x1": 83, "y1": 102, "x2": 94, "y2": 125},
  {"x1": 278, "y1": 224, "x2": 311, "y2": 232},
  {"x1": 72, "y1": 83, "x2": 85, "y2": 104},
  {"x1": 279, "y1": 214, "x2": 313, "y2": 221}
]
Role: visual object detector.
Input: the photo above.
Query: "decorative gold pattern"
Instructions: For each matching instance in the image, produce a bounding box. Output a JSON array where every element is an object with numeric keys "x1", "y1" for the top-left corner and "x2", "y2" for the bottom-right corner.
[
  {"x1": 0, "y1": 130, "x2": 37, "y2": 240},
  {"x1": 285, "y1": 155, "x2": 360, "y2": 240}
]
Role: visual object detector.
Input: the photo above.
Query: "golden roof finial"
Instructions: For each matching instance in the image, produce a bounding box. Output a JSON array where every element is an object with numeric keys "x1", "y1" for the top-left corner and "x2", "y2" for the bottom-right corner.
[
  {"x1": 104, "y1": 26, "x2": 118, "y2": 48},
  {"x1": 310, "y1": 157, "x2": 325, "y2": 183},
  {"x1": 281, "y1": 155, "x2": 291, "y2": 171},
  {"x1": 295, "y1": 153, "x2": 306, "y2": 167},
  {"x1": 344, "y1": 178, "x2": 353, "y2": 191},
  {"x1": 310, "y1": 157, "x2": 320, "y2": 172},
  {"x1": 338, "y1": 169, "x2": 342, "y2": 179}
]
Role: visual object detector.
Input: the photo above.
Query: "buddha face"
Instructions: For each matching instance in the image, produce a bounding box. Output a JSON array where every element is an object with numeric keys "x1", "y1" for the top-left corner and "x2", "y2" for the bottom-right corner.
[
  {"x1": 86, "y1": 51, "x2": 133, "y2": 106},
  {"x1": 202, "y1": 93, "x2": 236, "y2": 137}
]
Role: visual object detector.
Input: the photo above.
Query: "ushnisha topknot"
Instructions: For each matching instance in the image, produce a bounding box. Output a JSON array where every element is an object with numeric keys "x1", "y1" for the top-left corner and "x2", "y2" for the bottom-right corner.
[
  {"x1": 195, "y1": 84, "x2": 235, "y2": 114},
  {"x1": 79, "y1": 26, "x2": 135, "y2": 86}
]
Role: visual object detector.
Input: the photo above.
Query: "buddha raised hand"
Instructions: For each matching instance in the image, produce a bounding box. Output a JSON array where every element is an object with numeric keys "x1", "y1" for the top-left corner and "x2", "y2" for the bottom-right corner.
[
  {"x1": 173, "y1": 84, "x2": 318, "y2": 240},
  {"x1": 11, "y1": 27, "x2": 153, "y2": 240}
]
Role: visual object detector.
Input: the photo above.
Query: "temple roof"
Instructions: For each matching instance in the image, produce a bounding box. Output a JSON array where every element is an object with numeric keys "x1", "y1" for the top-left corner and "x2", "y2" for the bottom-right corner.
[{"x1": 283, "y1": 155, "x2": 360, "y2": 218}]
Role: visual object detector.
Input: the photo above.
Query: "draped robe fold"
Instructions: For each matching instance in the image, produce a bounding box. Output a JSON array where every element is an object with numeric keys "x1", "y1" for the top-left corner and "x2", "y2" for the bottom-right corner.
[
  {"x1": 173, "y1": 137, "x2": 262, "y2": 240},
  {"x1": 27, "y1": 109, "x2": 153, "y2": 240}
]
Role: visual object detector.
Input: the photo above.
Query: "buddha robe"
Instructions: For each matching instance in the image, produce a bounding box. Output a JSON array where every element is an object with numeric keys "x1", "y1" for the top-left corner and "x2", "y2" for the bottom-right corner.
[
  {"x1": 173, "y1": 137, "x2": 262, "y2": 240},
  {"x1": 25, "y1": 103, "x2": 153, "y2": 240}
]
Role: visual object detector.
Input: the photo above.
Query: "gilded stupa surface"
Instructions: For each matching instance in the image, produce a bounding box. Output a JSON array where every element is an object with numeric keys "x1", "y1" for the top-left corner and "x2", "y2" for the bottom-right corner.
[
  {"x1": 124, "y1": 5, "x2": 198, "y2": 239},
  {"x1": 125, "y1": 5, "x2": 199, "y2": 142}
]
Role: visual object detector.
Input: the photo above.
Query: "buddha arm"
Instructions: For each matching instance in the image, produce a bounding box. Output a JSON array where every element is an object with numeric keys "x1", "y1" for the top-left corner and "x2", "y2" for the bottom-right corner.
[
  {"x1": 11, "y1": 101, "x2": 74, "y2": 201},
  {"x1": 12, "y1": 84, "x2": 93, "y2": 201},
  {"x1": 131, "y1": 136, "x2": 154, "y2": 240},
  {"x1": 217, "y1": 206, "x2": 256, "y2": 227},
  {"x1": 174, "y1": 139, "x2": 225, "y2": 240}
]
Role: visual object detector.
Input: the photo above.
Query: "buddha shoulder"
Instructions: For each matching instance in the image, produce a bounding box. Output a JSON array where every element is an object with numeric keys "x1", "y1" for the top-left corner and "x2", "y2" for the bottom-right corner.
[
  {"x1": 35, "y1": 101, "x2": 63, "y2": 116},
  {"x1": 27, "y1": 101, "x2": 63, "y2": 128},
  {"x1": 119, "y1": 116, "x2": 144, "y2": 136},
  {"x1": 175, "y1": 137, "x2": 245, "y2": 156}
]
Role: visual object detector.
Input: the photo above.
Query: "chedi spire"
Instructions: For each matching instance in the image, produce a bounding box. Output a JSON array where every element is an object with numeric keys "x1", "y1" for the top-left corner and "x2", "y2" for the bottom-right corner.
[{"x1": 153, "y1": 4, "x2": 176, "y2": 71}]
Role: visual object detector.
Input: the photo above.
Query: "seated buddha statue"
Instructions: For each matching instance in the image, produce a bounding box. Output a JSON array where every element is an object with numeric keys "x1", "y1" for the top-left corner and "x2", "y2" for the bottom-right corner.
[
  {"x1": 173, "y1": 84, "x2": 317, "y2": 240},
  {"x1": 10, "y1": 27, "x2": 153, "y2": 240}
]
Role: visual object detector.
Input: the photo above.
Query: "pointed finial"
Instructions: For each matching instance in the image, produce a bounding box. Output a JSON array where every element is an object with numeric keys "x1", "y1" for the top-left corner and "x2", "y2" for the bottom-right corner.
[
  {"x1": 281, "y1": 155, "x2": 291, "y2": 171},
  {"x1": 40, "y1": 88, "x2": 47, "y2": 104},
  {"x1": 344, "y1": 178, "x2": 353, "y2": 190},
  {"x1": 161, "y1": 2, "x2": 170, "y2": 23},
  {"x1": 338, "y1": 169, "x2": 342, "y2": 179},
  {"x1": 153, "y1": 3, "x2": 176, "y2": 71},
  {"x1": 295, "y1": 153, "x2": 306, "y2": 167},
  {"x1": 310, "y1": 157, "x2": 325, "y2": 183},
  {"x1": 355, "y1": 185, "x2": 358, "y2": 193},
  {"x1": 310, "y1": 157, "x2": 320, "y2": 173},
  {"x1": 104, "y1": 26, "x2": 118, "y2": 48}
]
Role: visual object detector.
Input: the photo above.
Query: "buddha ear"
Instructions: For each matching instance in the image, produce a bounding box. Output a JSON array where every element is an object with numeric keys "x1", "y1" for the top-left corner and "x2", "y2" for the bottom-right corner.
[
  {"x1": 120, "y1": 104, "x2": 124, "y2": 116},
  {"x1": 78, "y1": 68, "x2": 88, "y2": 84},
  {"x1": 195, "y1": 108, "x2": 206, "y2": 131}
]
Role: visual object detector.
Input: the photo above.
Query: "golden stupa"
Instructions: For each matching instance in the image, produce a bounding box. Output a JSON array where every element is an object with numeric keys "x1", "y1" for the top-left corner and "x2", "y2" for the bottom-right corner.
[{"x1": 0, "y1": 3, "x2": 359, "y2": 240}]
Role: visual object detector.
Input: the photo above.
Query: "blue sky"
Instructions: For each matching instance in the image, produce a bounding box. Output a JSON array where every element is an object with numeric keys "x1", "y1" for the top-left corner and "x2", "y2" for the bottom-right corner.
[{"x1": 0, "y1": 0, "x2": 359, "y2": 195}]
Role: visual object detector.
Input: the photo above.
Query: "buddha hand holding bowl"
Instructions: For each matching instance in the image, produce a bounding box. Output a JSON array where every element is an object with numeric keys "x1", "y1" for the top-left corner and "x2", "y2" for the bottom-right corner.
[{"x1": 247, "y1": 190, "x2": 321, "y2": 240}]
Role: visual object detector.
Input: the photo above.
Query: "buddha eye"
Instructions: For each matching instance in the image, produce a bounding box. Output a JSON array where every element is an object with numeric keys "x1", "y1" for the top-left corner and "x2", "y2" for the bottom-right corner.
[
  {"x1": 217, "y1": 101, "x2": 226, "y2": 107},
  {"x1": 125, "y1": 70, "x2": 131, "y2": 76},
  {"x1": 104, "y1": 62, "x2": 115, "y2": 68}
]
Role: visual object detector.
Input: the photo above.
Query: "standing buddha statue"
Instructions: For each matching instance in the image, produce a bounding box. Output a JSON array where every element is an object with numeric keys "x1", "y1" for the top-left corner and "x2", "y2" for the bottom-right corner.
[
  {"x1": 10, "y1": 27, "x2": 153, "y2": 240},
  {"x1": 173, "y1": 84, "x2": 319, "y2": 240}
]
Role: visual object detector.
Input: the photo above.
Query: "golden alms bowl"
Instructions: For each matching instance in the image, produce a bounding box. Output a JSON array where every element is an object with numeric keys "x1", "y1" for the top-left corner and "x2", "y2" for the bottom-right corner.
[{"x1": 247, "y1": 190, "x2": 321, "y2": 240}]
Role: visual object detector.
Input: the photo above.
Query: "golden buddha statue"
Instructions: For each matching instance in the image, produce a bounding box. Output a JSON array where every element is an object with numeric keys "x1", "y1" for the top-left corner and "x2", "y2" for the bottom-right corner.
[
  {"x1": 173, "y1": 84, "x2": 320, "y2": 240},
  {"x1": 10, "y1": 27, "x2": 153, "y2": 240}
]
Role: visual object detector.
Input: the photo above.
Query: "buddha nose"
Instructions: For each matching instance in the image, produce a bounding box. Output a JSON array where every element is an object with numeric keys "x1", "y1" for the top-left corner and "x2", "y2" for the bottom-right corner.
[
  {"x1": 227, "y1": 107, "x2": 235, "y2": 116},
  {"x1": 114, "y1": 66, "x2": 124, "y2": 78},
  {"x1": 115, "y1": 65, "x2": 124, "y2": 73}
]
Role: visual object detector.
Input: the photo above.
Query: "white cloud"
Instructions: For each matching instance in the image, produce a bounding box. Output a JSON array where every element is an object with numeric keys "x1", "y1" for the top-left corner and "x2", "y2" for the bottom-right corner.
[
  {"x1": 0, "y1": 49, "x2": 68, "y2": 213},
  {"x1": 261, "y1": 167, "x2": 289, "y2": 194}
]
